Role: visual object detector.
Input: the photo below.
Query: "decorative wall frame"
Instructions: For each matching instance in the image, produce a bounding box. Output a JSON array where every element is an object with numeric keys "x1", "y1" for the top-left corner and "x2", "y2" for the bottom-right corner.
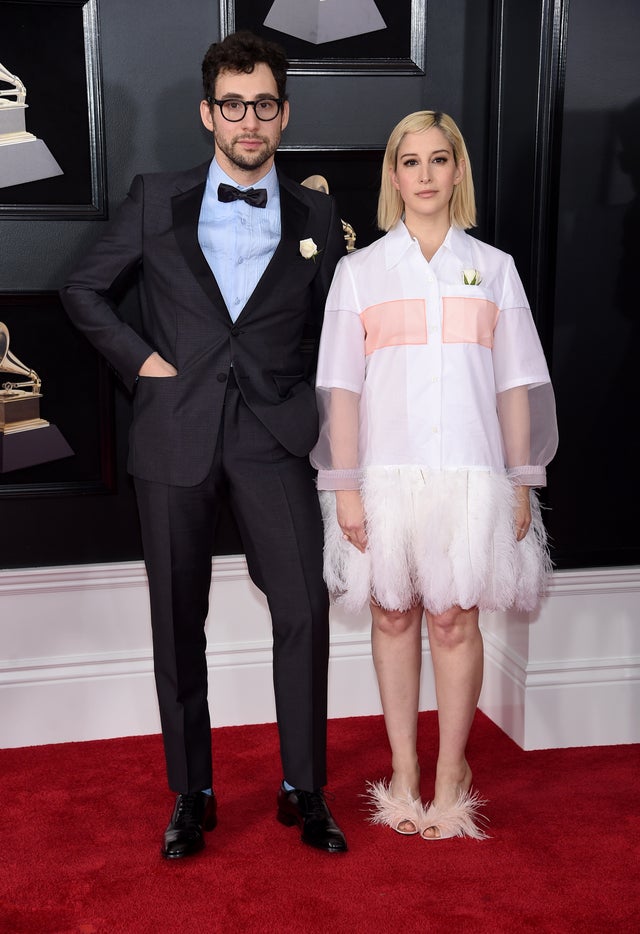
[
  {"x1": 0, "y1": 293, "x2": 115, "y2": 497},
  {"x1": 0, "y1": 0, "x2": 106, "y2": 218},
  {"x1": 220, "y1": 0, "x2": 426, "y2": 75}
]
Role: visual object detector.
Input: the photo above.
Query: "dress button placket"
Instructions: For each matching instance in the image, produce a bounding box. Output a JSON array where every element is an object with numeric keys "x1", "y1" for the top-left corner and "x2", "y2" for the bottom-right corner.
[{"x1": 426, "y1": 267, "x2": 443, "y2": 465}]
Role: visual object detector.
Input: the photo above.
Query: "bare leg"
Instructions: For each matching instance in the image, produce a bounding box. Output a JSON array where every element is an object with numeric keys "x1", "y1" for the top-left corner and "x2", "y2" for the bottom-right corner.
[
  {"x1": 423, "y1": 605, "x2": 483, "y2": 838},
  {"x1": 371, "y1": 602, "x2": 423, "y2": 801}
]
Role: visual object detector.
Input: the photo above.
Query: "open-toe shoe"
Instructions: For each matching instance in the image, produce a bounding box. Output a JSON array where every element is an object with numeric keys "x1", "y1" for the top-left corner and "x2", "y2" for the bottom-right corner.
[
  {"x1": 420, "y1": 789, "x2": 489, "y2": 840},
  {"x1": 365, "y1": 780, "x2": 423, "y2": 836}
]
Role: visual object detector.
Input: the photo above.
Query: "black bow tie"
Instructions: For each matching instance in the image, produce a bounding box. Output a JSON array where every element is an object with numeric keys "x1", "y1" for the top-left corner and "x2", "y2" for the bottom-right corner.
[{"x1": 217, "y1": 182, "x2": 268, "y2": 208}]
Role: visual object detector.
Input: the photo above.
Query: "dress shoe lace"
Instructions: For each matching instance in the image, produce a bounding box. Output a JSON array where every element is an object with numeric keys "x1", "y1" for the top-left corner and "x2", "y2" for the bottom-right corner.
[
  {"x1": 174, "y1": 792, "x2": 203, "y2": 825},
  {"x1": 296, "y1": 790, "x2": 330, "y2": 820},
  {"x1": 277, "y1": 786, "x2": 347, "y2": 852},
  {"x1": 162, "y1": 792, "x2": 216, "y2": 860}
]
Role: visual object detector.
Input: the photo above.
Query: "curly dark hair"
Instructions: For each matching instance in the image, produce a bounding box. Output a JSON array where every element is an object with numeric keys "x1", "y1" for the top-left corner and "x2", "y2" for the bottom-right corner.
[{"x1": 201, "y1": 31, "x2": 289, "y2": 101}]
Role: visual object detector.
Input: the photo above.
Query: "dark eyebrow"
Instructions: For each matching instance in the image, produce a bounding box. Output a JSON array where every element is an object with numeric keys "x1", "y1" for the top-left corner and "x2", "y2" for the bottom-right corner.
[{"x1": 217, "y1": 92, "x2": 279, "y2": 101}]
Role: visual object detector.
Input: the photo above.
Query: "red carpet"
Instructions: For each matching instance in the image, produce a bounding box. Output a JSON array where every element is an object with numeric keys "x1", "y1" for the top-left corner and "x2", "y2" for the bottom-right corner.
[{"x1": 0, "y1": 711, "x2": 639, "y2": 933}]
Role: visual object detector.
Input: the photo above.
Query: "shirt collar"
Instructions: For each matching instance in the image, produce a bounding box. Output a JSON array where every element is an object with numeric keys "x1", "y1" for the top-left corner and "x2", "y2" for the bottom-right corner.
[
  {"x1": 441, "y1": 225, "x2": 474, "y2": 264},
  {"x1": 208, "y1": 157, "x2": 279, "y2": 201},
  {"x1": 384, "y1": 221, "x2": 417, "y2": 269},
  {"x1": 384, "y1": 221, "x2": 473, "y2": 269}
]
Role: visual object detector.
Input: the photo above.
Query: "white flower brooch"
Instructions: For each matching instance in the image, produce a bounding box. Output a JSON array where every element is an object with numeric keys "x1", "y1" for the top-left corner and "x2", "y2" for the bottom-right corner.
[
  {"x1": 462, "y1": 268, "x2": 482, "y2": 285},
  {"x1": 300, "y1": 238, "x2": 320, "y2": 261}
]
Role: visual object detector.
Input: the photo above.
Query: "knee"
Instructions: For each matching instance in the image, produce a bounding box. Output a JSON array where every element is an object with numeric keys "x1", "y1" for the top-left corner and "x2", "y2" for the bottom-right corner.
[
  {"x1": 372, "y1": 606, "x2": 421, "y2": 637},
  {"x1": 427, "y1": 607, "x2": 479, "y2": 649}
]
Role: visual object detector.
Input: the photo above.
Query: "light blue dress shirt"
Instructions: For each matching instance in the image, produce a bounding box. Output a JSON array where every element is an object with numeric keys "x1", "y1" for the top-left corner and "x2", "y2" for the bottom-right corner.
[{"x1": 198, "y1": 158, "x2": 281, "y2": 322}]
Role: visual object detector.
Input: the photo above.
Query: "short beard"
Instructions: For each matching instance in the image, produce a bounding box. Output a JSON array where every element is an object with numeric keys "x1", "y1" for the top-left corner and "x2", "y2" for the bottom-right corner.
[{"x1": 213, "y1": 130, "x2": 280, "y2": 174}]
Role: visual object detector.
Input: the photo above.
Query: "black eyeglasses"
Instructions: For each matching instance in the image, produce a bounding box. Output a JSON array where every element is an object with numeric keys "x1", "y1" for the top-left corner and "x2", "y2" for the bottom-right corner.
[{"x1": 208, "y1": 97, "x2": 284, "y2": 122}]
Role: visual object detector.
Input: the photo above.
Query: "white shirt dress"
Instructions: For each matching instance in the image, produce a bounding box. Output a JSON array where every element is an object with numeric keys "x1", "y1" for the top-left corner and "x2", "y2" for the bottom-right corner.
[{"x1": 311, "y1": 222, "x2": 558, "y2": 614}]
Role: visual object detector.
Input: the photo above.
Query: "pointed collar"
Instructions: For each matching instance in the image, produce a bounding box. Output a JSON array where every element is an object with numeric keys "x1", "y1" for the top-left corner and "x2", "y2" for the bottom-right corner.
[
  {"x1": 384, "y1": 221, "x2": 417, "y2": 269},
  {"x1": 440, "y1": 225, "x2": 475, "y2": 265},
  {"x1": 384, "y1": 221, "x2": 473, "y2": 269}
]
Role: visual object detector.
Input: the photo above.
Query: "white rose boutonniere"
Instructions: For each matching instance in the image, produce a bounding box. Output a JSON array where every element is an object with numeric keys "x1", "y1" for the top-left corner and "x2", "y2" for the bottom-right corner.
[
  {"x1": 300, "y1": 238, "x2": 320, "y2": 261},
  {"x1": 462, "y1": 268, "x2": 482, "y2": 285}
]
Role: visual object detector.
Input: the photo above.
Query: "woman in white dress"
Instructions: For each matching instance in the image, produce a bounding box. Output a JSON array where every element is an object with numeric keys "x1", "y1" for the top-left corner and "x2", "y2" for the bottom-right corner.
[{"x1": 311, "y1": 111, "x2": 557, "y2": 839}]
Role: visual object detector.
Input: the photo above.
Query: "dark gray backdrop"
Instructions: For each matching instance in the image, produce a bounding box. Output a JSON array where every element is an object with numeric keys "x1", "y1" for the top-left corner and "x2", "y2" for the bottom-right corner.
[{"x1": 0, "y1": 0, "x2": 637, "y2": 570}]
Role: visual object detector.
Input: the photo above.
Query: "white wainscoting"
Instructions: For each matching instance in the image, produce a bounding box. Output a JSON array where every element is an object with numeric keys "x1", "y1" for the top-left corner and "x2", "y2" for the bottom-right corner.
[
  {"x1": 1, "y1": 560, "x2": 638, "y2": 750},
  {"x1": 479, "y1": 567, "x2": 640, "y2": 749}
]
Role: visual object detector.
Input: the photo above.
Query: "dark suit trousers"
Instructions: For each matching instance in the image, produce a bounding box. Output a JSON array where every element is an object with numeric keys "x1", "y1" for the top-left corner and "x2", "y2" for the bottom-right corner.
[{"x1": 134, "y1": 372, "x2": 330, "y2": 794}]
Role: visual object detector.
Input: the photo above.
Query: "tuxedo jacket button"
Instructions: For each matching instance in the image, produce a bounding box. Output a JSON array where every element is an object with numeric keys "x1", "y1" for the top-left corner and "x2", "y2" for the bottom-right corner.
[{"x1": 217, "y1": 372, "x2": 228, "y2": 382}]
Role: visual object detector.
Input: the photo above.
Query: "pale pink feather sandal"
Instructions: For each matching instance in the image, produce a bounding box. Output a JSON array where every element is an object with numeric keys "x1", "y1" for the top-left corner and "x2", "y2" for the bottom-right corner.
[
  {"x1": 365, "y1": 780, "x2": 424, "y2": 836},
  {"x1": 420, "y1": 789, "x2": 489, "y2": 840}
]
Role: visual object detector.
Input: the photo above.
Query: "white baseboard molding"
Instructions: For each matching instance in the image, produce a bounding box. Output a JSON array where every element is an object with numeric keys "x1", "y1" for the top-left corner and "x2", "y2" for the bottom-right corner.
[
  {"x1": 1, "y1": 560, "x2": 638, "y2": 750},
  {"x1": 0, "y1": 557, "x2": 435, "y2": 748},
  {"x1": 479, "y1": 566, "x2": 640, "y2": 749}
]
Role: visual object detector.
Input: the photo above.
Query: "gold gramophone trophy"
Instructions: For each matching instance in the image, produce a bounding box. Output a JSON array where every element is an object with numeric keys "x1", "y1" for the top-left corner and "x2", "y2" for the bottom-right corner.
[
  {"x1": 301, "y1": 175, "x2": 357, "y2": 252},
  {"x1": 0, "y1": 322, "x2": 72, "y2": 472},
  {"x1": 0, "y1": 322, "x2": 47, "y2": 431}
]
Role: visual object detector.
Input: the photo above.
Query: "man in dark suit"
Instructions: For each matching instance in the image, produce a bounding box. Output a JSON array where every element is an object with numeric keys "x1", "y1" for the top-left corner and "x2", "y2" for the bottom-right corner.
[{"x1": 61, "y1": 31, "x2": 347, "y2": 859}]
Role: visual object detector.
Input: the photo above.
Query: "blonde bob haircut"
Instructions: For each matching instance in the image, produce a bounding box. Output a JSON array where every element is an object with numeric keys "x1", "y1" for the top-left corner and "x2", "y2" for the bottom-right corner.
[{"x1": 377, "y1": 110, "x2": 476, "y2": 232}]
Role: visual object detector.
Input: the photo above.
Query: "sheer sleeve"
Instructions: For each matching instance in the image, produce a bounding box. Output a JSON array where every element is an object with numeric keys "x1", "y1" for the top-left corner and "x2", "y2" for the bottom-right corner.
[
  {"x1": 497, "y1": 382, "x2": 558, "y2": 486},
  {"x1": 313, "y1": 388, "x2": 362, "y2": 490},
  {"x1": 310, "y1": 258, "x2": 366, "y2": 490},
  {"x1": 492, "y1": 256, "x2": 558, "y2": 486}
]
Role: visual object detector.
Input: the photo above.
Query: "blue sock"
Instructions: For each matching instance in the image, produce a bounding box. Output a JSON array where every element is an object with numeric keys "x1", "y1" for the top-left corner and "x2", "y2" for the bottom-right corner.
[{"x1": 283, "y1": 780, "x2": 295, "y2": 792}]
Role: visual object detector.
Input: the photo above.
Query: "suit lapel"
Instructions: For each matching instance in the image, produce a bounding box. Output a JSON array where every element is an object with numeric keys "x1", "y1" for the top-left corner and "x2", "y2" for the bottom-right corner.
[
  {"x1": 171, "y1": 164, "x2": 228, "y2": 311},
  {"x1": 171, "y1": 165, "x2": 310, "y2": 320},
  {"x1": 235, "y1": 173, "x2": 310, "y2": 322}
]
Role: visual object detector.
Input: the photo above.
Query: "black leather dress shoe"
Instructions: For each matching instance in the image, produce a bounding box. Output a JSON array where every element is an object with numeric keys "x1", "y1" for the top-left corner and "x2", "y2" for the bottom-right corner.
[
  {"x1": 161, "y1": 791, "x2": 217, "y2": 859},
  {"x1": 277, "y1": 786, "x2": 348, "y2": 853}
]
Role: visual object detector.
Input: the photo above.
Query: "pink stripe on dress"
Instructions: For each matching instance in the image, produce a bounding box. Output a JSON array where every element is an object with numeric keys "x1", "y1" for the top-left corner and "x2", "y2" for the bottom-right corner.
[
  {"x1": 360, "y1": 299, "x2": 427, "y2": 355},
  {"x1": 442, "y1": 297, "x2": 499, "y2": 348}
]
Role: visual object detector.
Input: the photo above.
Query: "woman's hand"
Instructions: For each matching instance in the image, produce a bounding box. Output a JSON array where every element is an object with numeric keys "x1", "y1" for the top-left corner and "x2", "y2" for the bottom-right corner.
[
  {"x1": 336, "y1": 489, "x2": 368, "y2": 552},
  {"x1": 514, "y1": 485, "x2": 532, "y2": 541}
]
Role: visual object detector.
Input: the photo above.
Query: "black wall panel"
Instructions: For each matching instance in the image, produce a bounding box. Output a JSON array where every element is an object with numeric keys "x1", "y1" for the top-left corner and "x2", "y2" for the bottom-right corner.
[
  {"x1": 544, "y1": 0, "x2": 640, "y2": 568},
  {"x1": 2, "y1": 0, "x2": 637, "y2": 570}
]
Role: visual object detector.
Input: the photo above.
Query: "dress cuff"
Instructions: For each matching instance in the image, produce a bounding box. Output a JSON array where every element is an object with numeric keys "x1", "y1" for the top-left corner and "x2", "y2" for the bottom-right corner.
[
  {"x1": 316, "y1": 468, "x2": 363, "y2": 491},
  {"x1": 507, "y1": 465, "x2": 546, "y2": 487}
]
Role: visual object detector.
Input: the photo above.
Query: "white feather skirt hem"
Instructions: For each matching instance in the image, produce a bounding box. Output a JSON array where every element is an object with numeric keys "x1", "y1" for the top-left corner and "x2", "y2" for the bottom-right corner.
[{"x1": 320, "y1": 467, "x2": 551, "y2": 615}]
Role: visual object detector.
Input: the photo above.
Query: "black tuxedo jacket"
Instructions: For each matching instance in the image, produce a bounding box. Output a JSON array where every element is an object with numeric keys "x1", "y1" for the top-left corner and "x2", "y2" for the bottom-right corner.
[{"x1": 61, "y1": 160, "x2": 346, "y2": 486}]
